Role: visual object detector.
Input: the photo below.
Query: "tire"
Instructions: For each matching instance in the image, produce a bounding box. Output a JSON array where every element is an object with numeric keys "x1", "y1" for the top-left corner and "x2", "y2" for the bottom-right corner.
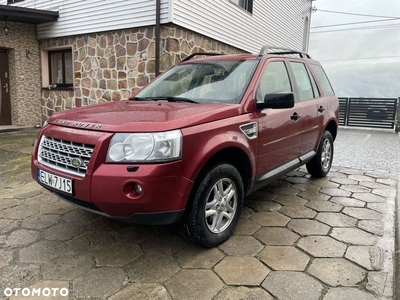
[
  {"x1": 183, "y1": 164, "x2": 244, "y2": 248},
  {"x1": 306, "y1": 131, "x2": 334, "y2": 178}
]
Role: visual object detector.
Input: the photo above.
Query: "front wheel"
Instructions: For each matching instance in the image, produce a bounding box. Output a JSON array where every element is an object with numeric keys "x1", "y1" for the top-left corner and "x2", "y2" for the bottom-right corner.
[
  {"x1": 306, "y1": 131, "x2": 334, "y2": 177},
  {"x1": 183, "y1": 164, "x2": 244, "y2": 248}
]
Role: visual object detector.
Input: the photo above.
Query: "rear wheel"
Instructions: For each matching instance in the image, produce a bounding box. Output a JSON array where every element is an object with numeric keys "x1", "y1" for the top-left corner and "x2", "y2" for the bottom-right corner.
[
  {"x1": 306, "y1": 131, "x2": 334, "y2": 177},
  {"x1": 183, "y1": 164, "x2": 243, "y2": 248}
]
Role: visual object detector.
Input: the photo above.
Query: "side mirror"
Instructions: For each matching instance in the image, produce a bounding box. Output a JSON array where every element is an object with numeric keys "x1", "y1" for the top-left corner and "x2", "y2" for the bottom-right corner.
[{"x1": 257, "y1": 92, "x2": 295, "y2": 110}]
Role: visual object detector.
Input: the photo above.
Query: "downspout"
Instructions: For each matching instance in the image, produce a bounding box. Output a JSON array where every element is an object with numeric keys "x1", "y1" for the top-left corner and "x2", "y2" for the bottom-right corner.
[
  {"x1": 307, "y1": 0, "x2": 315, "y2": 52},
  {"x1": 155, "y1": 0, "x2": 161, "y2": 76},
  {"x1": 302, "y1": 16, "x2": 309, "y2": 52}
]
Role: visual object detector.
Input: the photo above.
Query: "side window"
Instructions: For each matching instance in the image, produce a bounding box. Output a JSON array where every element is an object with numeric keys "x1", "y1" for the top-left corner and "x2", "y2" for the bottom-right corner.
[
  {"x1": 289, "y1": 62, "x2": 314, "y2": 101},
  {"x1": 257, "y1": 61, "x2": 292, "y2": 102},
  {"x1": 306, "y1": 65, "x2": 320, "y2": 98},
  {"x1": 311, "y1": 65, "x2": 335, "y2": 96}
]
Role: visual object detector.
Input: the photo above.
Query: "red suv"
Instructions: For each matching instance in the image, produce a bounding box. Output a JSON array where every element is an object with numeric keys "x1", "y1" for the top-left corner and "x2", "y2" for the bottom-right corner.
[{"x1": 32, "y1": 46, "x2": 339, "y2": 247}]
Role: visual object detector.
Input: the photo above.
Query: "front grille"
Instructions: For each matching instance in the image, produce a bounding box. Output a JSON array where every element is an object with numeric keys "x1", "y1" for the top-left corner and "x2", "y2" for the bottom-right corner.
[{"x1": 38, "y1": 135, "x2": 95, "y2": 177}]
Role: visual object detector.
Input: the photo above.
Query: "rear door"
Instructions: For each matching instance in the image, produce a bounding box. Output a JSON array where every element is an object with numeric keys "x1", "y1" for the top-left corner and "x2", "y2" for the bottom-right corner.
[
  {"x1": 0, "y1": 50, "x2": 11, "y2": 125},
  {"x1": 288, "y1": 61, "x2": 325, "y2": 156},
  {"x1": 255, "y1": 59, "x2": 304, "y2": 175}
]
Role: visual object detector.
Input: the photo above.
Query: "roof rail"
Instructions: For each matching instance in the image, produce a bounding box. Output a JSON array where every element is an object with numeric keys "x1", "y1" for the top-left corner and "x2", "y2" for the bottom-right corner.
[
  {"x1": 182, "y1": 52, "x2": 224, "y2": 62},
  {"x1": 259, "y1": 45, "x2": 312, "y2": 59}
]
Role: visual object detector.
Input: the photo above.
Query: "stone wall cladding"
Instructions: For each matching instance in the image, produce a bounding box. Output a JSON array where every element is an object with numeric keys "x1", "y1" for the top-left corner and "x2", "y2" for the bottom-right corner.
[
  {"x1": 40, "y1": 24, "x2": 246, "y2": 121},
  {"x1": 0, "y1": 21, "x2": 41, "y2": 126}
]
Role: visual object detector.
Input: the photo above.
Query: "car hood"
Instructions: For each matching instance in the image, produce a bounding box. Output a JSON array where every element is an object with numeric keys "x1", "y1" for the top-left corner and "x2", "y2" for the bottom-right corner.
[{"x1": 48, "y1": 100, "x2": 242, "y2": 132}]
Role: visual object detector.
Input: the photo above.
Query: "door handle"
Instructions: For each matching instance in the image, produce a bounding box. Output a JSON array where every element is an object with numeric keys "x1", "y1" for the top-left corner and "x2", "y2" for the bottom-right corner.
[
  {"x1": 3, "y1": 83, "x2": 8, "y2": 93},
  {"x1": 318, "y1": 106, "x2": 326, "y2": 113},
  {"x1": 291, "y1": 113, "x2": 302, "y2": 121}
]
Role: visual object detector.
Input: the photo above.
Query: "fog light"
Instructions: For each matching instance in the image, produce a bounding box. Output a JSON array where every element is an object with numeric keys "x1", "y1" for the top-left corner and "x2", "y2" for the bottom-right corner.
[
  {"x1": 123, "y1": 181, "x2": 145, "y2": 199},
  {"x1": 134, "y1": 183, "x2": 143, "y2": 195}
]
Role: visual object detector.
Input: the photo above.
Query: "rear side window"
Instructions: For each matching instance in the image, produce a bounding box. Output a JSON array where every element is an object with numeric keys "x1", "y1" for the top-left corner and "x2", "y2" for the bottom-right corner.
[
  {"x1": 311, "y1": 65, "x2": 335, "y2": 96},
  {"x1": 289, "y1": 62, "x2": 314, "y2": 101}
]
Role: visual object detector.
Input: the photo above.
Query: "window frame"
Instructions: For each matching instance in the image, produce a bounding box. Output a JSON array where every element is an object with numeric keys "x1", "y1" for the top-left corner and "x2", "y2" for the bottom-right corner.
[
  {"x1": 229, "y1": 0, "x2": 253, "y2": 14},
  {"x1": 48, "y1": 49, "x2": 73, "y2": 88}
]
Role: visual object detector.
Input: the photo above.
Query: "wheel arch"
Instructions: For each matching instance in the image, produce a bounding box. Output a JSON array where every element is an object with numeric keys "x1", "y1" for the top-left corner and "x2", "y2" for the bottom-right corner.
[
  {"x1": 325, "y1": 119, "x2": 338, "y2": 141},
  {"x1": 192, "y1": 147, "x2": 253, "y2": 197}
]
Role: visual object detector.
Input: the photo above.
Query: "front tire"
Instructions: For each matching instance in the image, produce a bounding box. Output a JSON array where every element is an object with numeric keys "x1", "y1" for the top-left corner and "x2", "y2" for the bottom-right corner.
[
  {"x1": 306, "y1": 131, "x2": 334, "y2": 177},
  {"x1": 183, "y1": 164, "x2": 244, "y2": 248}
]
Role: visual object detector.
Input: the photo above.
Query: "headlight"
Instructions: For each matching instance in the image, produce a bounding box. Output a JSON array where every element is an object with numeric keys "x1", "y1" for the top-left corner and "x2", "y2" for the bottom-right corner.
[{"x1": 106, "y1": 130, "x2": 182, "y2": 163}]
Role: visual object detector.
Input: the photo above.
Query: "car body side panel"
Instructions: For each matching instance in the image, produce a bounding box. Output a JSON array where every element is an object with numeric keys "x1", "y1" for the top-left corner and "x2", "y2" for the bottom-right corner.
[
  {"x1": 256, "y1": 106, "x2": 303, "y2": 173},
  {"x1": 298, "y1": 98, "x2": 326, "y2": 155},
  {"x1": 180, "y1": 114, "x2": 258, "y2": 181}
]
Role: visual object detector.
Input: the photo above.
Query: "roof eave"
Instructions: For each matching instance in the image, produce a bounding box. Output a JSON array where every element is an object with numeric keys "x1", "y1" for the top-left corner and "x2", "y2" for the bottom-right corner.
[{"x1": 0, "y1": 4, "x2": 58, "y2": 24}]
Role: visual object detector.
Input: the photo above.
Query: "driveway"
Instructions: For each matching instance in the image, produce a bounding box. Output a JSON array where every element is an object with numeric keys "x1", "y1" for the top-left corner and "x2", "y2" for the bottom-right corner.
[
  {"x1": 0, "y1": 128, "x2": 397, "y2": 299},
  {"x1": 334, "y1": 128, "x2": 400, "y2": 173}
]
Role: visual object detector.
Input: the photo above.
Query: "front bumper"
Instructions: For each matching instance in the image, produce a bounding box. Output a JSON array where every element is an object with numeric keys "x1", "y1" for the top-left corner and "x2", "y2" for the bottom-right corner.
[
  {"x1": 31, "y1": 126, "x2": 194, "y2": 225},
  {"x1": 32, "y1": 161, "x2": 193, "y2": 224},
  {"x1": 54, "y1": 192, "x2": 185, "y2": 225}
]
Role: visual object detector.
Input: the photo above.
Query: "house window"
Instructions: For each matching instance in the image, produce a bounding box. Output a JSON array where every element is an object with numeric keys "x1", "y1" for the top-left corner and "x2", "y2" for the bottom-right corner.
[
  {"x1": 7, "y1": 0, "x2": 24, "y2": 4},
  {"x1": 49, "y1": 50, "x2": 73, "y2": 87},
  {"x1": 230, "y1": 0, "x2": 253, "y2": 13}
]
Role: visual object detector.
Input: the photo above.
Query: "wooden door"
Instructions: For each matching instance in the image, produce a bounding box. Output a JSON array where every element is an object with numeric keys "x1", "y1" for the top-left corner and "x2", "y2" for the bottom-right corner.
[{"x1": 0, "y1": 50, "x2": 11, "y2": 125}]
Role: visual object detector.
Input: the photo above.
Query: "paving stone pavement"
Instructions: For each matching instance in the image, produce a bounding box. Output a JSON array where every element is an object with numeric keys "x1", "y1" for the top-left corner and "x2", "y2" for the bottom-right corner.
[
  {"x1": 334, "y1": 128, "x2": 400, "y2": 173},
  {"x1": 0, "y1": 128, "x2": 398, "y2": 299}
]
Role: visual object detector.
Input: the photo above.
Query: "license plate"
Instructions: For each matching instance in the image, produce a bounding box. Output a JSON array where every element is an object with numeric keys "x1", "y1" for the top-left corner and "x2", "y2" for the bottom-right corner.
[{"x1": 38, "y1": 169, "x2": 73, "y2": 195}]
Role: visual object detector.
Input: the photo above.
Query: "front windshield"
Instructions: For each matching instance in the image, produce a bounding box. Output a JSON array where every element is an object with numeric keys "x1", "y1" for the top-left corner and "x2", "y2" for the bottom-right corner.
[{"x1": 135, "y1": 60, "x2": 258, "y2": 104}]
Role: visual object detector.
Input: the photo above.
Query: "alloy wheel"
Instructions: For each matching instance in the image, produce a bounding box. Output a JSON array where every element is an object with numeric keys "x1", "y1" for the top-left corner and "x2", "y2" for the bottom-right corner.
[{"x1": 204, "y1": 178, "x2": 238, "y2": 233}]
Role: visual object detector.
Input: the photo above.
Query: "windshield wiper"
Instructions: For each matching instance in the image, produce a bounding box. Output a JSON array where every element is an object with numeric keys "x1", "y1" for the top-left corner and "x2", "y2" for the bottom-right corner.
[
  {"x1": 154, "y1": 97, "x2": 199, "y2": 104},
  {"x1": 130, "y1": 96, "x2": 198, "y2": 104},
  {"x1": 129, "y1": 96, "x2": 152, "y2": 101}
]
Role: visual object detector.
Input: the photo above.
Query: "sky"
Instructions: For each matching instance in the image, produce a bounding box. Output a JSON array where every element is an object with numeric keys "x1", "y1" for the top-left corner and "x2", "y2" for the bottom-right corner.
[{"x1": 309, "y1": 0, "x2": 400, "y2": 98}]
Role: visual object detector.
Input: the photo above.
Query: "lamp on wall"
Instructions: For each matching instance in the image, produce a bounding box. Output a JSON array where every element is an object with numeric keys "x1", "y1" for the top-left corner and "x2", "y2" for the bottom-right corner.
[{"x1": 3, "y1": 21, "x2": 10, "y2": 36}]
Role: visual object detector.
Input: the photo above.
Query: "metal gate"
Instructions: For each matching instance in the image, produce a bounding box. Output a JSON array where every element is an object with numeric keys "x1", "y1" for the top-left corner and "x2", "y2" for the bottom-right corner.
[{"x1": 338, "y1": 97, "x2": 398, "y2": 129}]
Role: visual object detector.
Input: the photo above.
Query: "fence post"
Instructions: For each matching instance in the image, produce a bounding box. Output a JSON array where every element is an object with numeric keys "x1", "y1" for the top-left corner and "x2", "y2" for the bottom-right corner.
[
  {"x1": 345, "y1": 98, "x2": 350, "y2": 126},
  {"x1": 396, "y1": 97, "x2": 400, "y2": 132}
]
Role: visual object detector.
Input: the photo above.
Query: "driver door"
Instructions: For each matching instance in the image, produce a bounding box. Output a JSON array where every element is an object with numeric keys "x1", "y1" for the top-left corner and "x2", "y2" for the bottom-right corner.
[{"x1": 255, "y1": 60, "x2": 303, "y2": 176}]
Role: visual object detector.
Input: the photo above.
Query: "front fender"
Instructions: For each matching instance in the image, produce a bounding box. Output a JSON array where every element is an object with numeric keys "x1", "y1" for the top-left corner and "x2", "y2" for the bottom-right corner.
[{"x1": 180, "y1": 117, "x2": 258, "y2": 183}]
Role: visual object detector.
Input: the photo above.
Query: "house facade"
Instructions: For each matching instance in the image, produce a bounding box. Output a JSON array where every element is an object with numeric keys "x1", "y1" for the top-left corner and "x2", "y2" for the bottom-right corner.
[{"x1": 0, "y1": 0, "x2": 312, "y2": 127}]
